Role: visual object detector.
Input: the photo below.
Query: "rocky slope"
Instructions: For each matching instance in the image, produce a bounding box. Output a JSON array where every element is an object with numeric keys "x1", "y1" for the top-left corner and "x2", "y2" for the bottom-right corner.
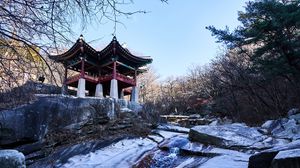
[
  {"x1": 188, "y1": 108, "x2": 300, "y2": 168},
  {"x1": 1, "y1": 95, "x2": 300, "y2": 167}
]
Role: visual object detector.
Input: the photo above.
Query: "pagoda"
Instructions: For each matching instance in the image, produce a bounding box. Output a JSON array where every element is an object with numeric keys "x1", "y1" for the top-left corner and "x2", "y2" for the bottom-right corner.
[{"x1": 49, "y1": 35, "x2": 152, "y2": 102}]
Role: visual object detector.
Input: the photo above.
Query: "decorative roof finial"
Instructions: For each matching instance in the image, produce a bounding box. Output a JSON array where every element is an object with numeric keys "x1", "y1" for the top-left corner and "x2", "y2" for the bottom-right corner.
[
  {"x1": 79, "y1": 34, "x2": 84, "y2": 52},
  {"x1": 79, "y1": 34, "x2": 84, "y2": 42},
  {"x1": 112, "y1": 35, "x2": 117, "y2": 41}
]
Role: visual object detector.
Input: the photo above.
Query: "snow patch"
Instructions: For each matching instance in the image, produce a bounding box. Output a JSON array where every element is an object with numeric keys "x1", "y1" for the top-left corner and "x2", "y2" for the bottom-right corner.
[
  {"x1": 157, "y1": 124, "x2": 190, "y2": 133},
  {"x1": 61, "y1": 138, "x2": 156, "y2": 168},
  {"x1": 275, "y1": 149, "x2": 300, "y2": 159}
]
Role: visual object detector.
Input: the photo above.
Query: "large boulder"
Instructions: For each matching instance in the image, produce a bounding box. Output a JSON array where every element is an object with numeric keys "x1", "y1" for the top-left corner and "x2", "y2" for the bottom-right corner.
[
  {"x1": 287, "y1": 108, "x2": 300, "y2": 124},
  {"x1": 189, "y1": 123, "x2": 267, "y2": 149},
  {"x1": 248, "y1": 140, "x2": 300, "y2": 168},
  {"x1": 289, "y1": 114, "x2": 300, "y2": 124},
  {"x1": 271, "y1": 149, "x2": 300, "y2": 168},
  {"x1": 0, "y1": 96, "x2": 131, "y2": 146},
  {"x1": 261, "y1": 118, "x2": 300, "y2": 141},
  {"x1": 288, "y1": 108, "x2": 300, "y2": 117},
  {"x1": 261, "y1": 120, "x2": 282, "y2": 133},
  {"x1": 0, "y1": 96, "x2": 95, "y2": 145},
  {"x1": 272, "y1": 119, "x2": 300, "y2": 140},
  {"x1": 0, "y1": 150, "x2": 25, "y2": 168}
]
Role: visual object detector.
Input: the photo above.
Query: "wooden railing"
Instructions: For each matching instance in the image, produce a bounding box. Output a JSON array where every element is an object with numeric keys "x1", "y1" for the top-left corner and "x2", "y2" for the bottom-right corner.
[
  {"x1": 66, "y1": 73, "x2": 136, "y2": 86},
  {"x1": 116, "y1": 73, "x2": 136, "y2": 86},
  {"x1": 66, "y1": 74, "x2": 81, "y2": 84},
  {"x1": 99, "y1": 74, "x2": 113, "y2": 82},
  {"x1": 83, "y1": 74, "x2": 98, "y2": 83}
]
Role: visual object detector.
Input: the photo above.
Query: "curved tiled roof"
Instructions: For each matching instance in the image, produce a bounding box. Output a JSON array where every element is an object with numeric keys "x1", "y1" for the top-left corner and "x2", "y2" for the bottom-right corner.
[{"x1": 49, "y1": 36, "x2": 152, "y2": 68}]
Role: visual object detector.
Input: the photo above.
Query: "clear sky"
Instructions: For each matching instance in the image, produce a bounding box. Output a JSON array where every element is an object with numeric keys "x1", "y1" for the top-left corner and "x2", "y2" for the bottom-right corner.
[{"x1": 73, "y1": 0, "x2": 248, "y2": 79}]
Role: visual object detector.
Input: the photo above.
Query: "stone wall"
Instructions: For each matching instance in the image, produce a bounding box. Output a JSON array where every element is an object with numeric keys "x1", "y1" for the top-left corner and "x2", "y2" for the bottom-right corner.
[{"x1": 0, "y1": 95, "x2": 141, "y2": 146}]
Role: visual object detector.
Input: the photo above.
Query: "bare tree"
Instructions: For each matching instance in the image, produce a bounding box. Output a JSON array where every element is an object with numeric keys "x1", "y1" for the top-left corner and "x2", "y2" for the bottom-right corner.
[
  {"x1": 0, "y1": 0, "x2": 167, "y2": 91},
  {"x1": 138, "y1": 66, "x2": 160, "y2": 103}
]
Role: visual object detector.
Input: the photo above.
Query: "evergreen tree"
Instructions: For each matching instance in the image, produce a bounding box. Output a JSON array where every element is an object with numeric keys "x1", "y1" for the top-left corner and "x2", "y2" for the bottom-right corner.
[{"x1": 207, "y1": 0, "x2": 300, "y2": 77}]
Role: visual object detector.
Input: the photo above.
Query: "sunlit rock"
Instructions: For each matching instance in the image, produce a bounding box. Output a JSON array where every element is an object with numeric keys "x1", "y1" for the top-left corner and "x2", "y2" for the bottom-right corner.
[
  {"x1": 271, "y1": 149, "x2": 300, "y2": 168},
  {"x1": 189, "y1": 123, "x2": 267, "y2": 149},
  {"x1": 0, "y1": 95, "x2": 139, "y2": 146}
]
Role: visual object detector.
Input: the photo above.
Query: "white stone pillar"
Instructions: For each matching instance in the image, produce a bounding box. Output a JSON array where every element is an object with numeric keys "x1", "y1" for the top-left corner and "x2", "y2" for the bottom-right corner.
[
  {"x1": 131, "y1": 86, "x2": 139, "y2": 103},
  {"x1": 110, "y1": 79, "x2": 118, "y2": 99},
  {"x1": 77, "y1": 78, "x2": 86, "y2": 98},
  {"x1": 120, "y1": 89, "x2": 124, "y2": 99},
  {"x1": 95, "y1": 83, "x2": 104, "y2": 98}
]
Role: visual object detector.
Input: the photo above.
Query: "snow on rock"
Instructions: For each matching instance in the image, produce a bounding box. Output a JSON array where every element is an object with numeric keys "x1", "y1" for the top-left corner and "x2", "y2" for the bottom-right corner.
[
  {"x1": 147, "y1": 135, "x2": 164, "y2": 143},
  {"x1": 274, "y1": 148, "x2": 300, "y2": 159},
  {"x1": 176, "y1": 158, "x2": 197, "y2": 168},
  {"x1": 153, "y1": 129, "x2": 187, "y2": 140},
  {"x1": 119, "y1": 107, "x2": 132, "y2": 113},
  {"x1": 261, "y1": 120, "x2": 282, "y2": 133},
  {"x1": 159, "y1": 135, "x2": 189, "y2": 150},
  {"x1": 0, "y1": 150, "x2": 25, "y2": 168},
  {"x1": 288, "y1": 108, "x2": 300, "y2": 117},
  {"x1": 157, "y1": 124, "x2": 190, "y2": 133},
  {"x1": 248, "y1": 140, "x2": 300, "y2": 168},
  {"x1": 61, "y1": 138, "x2": 156, "y2": 168},
  {"x1": 272, "y1": 119, "x2": 300, "y2": 140},
  {"x1": 209, "y1": 120, "x2": 219, "y2": 126},
  {"x1": 180, "y1": 141, "x2": 211, "y2": 155},
  {"x1": 200, "y1": 155, "x2": 249, "y2": 168},
  {"x1": 260, "y1": 116, "x2": 300, "y2": 141},
  {"x1": 271, "y1": 149, "x2": 300, "y2": 168},
  {"x1": 289, "y1": 113, "x2": 300, "y2": 124},
  {"x1": 198, "y1": 147, "x2": 250, "y2": 168},
  {"x1": 189, "y1": 123, "x2": 267, "y2": 149},
  {"x1": 154, "y1": 130, "x2": 251, "y2": 168}
]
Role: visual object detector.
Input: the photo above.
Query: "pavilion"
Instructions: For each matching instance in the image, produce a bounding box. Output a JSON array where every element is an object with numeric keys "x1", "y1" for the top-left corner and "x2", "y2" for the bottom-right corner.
[{"x1": 49, "y1": 35, "x2": 152, "y2": 102}]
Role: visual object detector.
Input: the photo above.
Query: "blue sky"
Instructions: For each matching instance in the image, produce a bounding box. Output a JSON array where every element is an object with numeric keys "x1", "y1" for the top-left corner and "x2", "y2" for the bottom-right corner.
[{"x1": 73, "y1": 0, "x2": 248, "y2": 79}]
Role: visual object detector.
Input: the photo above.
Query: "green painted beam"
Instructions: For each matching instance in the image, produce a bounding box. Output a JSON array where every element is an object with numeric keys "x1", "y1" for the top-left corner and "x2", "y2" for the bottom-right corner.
[{"x1": 116, "y1": 61, "x2": 136, "y2": 70}]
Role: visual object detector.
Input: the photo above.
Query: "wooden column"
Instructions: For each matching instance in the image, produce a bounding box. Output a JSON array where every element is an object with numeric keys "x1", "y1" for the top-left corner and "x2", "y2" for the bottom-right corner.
[
  {"x1": 113, "y1": 61, "x2": 117, "y2": 79},
  {"x1": 64, "y1": 66, "x2": 68, "y2": 83}
]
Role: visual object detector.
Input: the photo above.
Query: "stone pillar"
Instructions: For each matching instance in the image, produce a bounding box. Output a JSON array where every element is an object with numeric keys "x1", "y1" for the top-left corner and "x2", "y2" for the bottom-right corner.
[
  {"x1": 131, "y1": 86, "x2": 139, "y2": 103},
  {"x1": 95, "y1": 83, "x2": 103, "y2": 98},
  {"x1": 77, "y1": 78, "x2": 86, "y2": 98},
  {"x1": 110, "y1": 79, "x2": 118, "y2": 99},
  {"x1": 120, "y1": 89, "x2": 124, "y2": 99}
]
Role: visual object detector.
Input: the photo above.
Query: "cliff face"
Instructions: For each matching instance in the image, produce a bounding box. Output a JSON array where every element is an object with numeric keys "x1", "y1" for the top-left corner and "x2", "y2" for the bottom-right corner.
[{"x1": 0, "y1": 95, "x2": 140, "y2": 146}]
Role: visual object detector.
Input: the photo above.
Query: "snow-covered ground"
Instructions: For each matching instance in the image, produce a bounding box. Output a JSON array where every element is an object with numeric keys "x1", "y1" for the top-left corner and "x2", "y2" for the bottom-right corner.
[
  {"x1": 59, "y1": 127, "x2": 251, "y2": 168},
  {"x1": 60, "y1": 138, "x2": 156, "y2": 168}
]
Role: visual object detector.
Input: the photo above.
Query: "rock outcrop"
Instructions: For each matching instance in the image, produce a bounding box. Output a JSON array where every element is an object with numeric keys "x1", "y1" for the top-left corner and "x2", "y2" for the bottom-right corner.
[
  {"x1": 0, "y1": 95, "x2": 140, "y2": 146},
  {"x1": 137, "y1": 127, "x2": 250, "y2": 168},
  {"x1": 248, "y1": 140, "x2": 300, "y2": 168},
  {"x1": 0, "y1": 150, "x2": 25, "y2": 168},
  {"x1": 29, "y1": 137, "x2": 127, "y2": 168}
]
